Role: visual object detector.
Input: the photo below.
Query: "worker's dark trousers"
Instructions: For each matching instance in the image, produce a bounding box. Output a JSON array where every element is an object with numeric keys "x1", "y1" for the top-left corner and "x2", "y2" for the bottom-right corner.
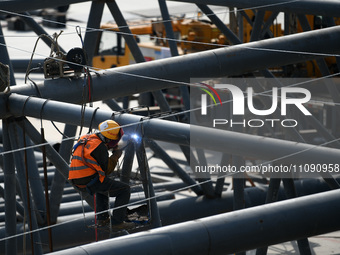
[{"x1": 89, "y1": 177, "x2": 131, "y2": 224}]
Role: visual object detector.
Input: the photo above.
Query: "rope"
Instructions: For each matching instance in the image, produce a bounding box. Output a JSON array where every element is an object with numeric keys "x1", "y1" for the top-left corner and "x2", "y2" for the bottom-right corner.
[
  {"x1": 93, "y1": 193, "x2": 98, "y2": 241},
  {"x1": 80, "y1": 193, "x2": 86, "y2": 224}
]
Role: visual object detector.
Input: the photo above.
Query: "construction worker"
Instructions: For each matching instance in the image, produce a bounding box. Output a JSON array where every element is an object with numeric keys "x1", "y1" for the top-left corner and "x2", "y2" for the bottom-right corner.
[{"x1": 69, "y1": 120, "x2": 134, "y2": 229}]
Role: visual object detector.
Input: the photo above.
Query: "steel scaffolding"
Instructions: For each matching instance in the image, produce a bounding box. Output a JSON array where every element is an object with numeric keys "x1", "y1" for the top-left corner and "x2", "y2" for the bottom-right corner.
[{"x1": 0, "y1": 0, "x2": 339, "y2": 254}]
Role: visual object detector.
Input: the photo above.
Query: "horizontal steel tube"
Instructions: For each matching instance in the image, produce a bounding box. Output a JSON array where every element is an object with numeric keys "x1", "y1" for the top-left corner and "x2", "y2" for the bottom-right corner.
[
  {"x1": 11, "y1": 59, "x2": 44, "y2": 73},
  {"x1": 7, "y1": 94, "x2": 340, "y2": 165},
  {"x1": 0, "y1": 0, "x2": 88, "y2": 12},
  {"x1": 3, "y1": 25, "x2": 340, "y2": 113},
  {"x1": 48, "y1": 189, "x2": 340, "y2": 255}
]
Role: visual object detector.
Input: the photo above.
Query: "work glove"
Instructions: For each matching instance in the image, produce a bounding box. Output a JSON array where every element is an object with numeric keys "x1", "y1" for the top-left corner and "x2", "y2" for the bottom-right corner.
[{"x1": 106, "y1": 149, "x2": 122, "y2": 175}]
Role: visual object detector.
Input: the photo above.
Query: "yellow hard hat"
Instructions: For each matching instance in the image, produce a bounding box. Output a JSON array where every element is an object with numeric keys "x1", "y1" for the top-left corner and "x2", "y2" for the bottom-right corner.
[{"x1": 98, "y1": 120, "x2": 121, "y2": 140}]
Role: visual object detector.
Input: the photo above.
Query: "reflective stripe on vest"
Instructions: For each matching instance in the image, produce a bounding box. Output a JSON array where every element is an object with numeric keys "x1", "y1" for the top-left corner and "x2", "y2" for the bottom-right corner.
[{"x1": 69, "y1": 134, "x2": 105, "y2": 183}]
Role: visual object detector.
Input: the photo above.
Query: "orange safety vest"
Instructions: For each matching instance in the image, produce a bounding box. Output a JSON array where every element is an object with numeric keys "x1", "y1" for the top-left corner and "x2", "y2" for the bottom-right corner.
[{"x1": 69, "y1": 134, "x2": 106, "y2": 183}]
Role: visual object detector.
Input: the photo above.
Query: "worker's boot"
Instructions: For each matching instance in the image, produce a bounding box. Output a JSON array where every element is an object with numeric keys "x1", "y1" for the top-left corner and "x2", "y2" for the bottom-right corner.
[
  {"x1": 111, "y1": 221, "x2": 135, "y2": 230},
  {"x1": 97, "y1": 217, "x2": 110, "y2": 227}
]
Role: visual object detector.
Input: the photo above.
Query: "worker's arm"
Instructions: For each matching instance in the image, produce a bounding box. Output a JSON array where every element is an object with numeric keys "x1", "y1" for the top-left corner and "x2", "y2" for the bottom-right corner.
[{"x1": 107, "y1": 149, "x2": 122, "y2": 175}]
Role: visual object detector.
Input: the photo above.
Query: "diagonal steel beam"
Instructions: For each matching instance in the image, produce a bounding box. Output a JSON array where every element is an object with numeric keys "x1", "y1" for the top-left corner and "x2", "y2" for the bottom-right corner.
[
  {"x1": 196, "y1": 4, "x2": 240, "y2": 45},
  {"x1": 250, "y1": 10, "x2": 266, "y2": 42},
  {"x1": 145, "y1": 139, "x2": 203, "y2": 196},
  {"x1": 297, "y1": 14, "x2": 340, "y2": 121},
  {"x1": 168, "y1": 0, "x2": 340, "y2": 17},
  {"x1": 83, "y1": 1, "x2": 105, "y2": 66},
  {"x1": 21, "y1": 12, "x2": 66, "y2": 54},
  {"x1": 260, "y1": 11, "x2": 280, "y2": 39},
  {"x1": 158, "y1": 0, "x2": 191, "y2": 113},
  {"x1": 193, "y1": 5, "x2": 309, "y2": 145},
  {"x1": 107, "y1": 0, "x2": 175, "y2": 114}
]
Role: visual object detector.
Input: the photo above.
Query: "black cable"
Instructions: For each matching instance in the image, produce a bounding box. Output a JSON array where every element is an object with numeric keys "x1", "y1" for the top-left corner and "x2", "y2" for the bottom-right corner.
[
  {"x1": 51, "y1": 121, "x2": 70, "y2": 139},
  {"x1": 79, "y1": 82, "x2": 86, "y2": 137},
  {"x1": 78, "y1": 61, "x2": 88, "y2": 137},
  {"x1": 88, "y1": 107, "x2": 100, "y2": 134},
  {"x1": 24, "y1": 31, "x2": 72, "y2": 139},
  {"x1": 39, "y1": 99, "x2": 50, "y2": 128},
  {"x1": 27, "y1": 75, "x2": 42, "y2": 98},
  {"x1": 21, "y1": 96, "x2": 32, "y2": 117}
]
